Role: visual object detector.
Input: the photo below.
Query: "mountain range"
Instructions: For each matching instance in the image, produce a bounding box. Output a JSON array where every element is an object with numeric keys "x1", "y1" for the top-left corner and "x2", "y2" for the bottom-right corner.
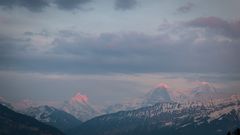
[
  {"x1": 68, "y1": 98, "x2": 240, "y2": 135},
  {"x1": 1, "y1": 82, "x2": 239, "y2": 135}
]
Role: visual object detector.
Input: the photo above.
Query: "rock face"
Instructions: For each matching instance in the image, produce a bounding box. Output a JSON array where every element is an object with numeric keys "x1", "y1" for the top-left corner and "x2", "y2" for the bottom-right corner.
[
  {"x1": 23, "y1": 105, "x2": 82, "y2": 133},
  {"x1": 69, "y1": 98, "x2": 240, "y2": 135},
  {"x1": 0, "y1": 104, "x2": 65, "y2": 135}
]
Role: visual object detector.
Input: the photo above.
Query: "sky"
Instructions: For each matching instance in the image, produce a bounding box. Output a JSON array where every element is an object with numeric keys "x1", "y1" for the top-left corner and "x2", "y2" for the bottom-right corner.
[{"x1": 0, "y1": 0, "x2": 240, "y2": 107}]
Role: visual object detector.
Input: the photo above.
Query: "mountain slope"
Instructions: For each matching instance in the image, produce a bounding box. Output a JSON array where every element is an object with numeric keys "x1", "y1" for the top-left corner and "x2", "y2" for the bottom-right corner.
[
  {"x1": 0, "y1": 104, "x2": 64, "y2": 135},
  {"x1": 69, "y1": 99, "x2": 240, "y2": 135},
  {"x1": 0, "y1": 97, "x2": 14, "y2": 110},
  {"x1": 23, "y1": 105, "x2": 82, "y2": 132}
]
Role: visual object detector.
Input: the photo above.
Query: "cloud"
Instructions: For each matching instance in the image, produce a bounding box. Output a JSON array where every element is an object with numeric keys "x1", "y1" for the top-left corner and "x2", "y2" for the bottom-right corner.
[
  {"x1": 0, "y1": 0, "x2": 49, "y2": 12},
  {"x1": 115, "y1": 0, "x2": 137, "y2": 10},
  {"x1": 54, "y1": 0, "x2": 92, "y2": 10},
  {"x1": 177, "y1": 2, "x2": 194, "y2": 13},
  {"x1": 0, "y1": 17, "x2": 240, "y2": 74},
  {"x1": 187, "y1": 16, "x2": 240, "y2": 38},
  {"x1": 0, "y1": 34, "x2": 30, "y2": 56},
  {"x1": 0, "y1": 0, "x2": 92, "y2": 12}
]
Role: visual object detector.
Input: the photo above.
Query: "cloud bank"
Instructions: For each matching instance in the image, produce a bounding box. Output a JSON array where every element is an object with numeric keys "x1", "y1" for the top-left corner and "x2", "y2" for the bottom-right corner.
[
  {"x1": 177, "y1": 2, "x2": 195, "y2": 14},
  {"x1": 54, "y1": 0, "x2": 92, "y2": 10},
  {"x1": 0, "y1": 16, "x2": 239, "y2": 74},
  {"x1": 114, "y1": 0, "x2": 137, "y2": 10},
  {"x1": 0, "y1": 0, "x2": 49, "y2": 12},
  {"x1": 0, "y1": 0, "x2": 93, "y2": 12}
]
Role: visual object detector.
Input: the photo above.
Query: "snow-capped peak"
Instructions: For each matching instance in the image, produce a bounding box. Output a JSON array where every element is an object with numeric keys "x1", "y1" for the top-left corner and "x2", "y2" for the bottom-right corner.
[
  {"x1": 104, "y1": 83, "x2": 174, "y2": 114},
  {"x1": 154, "y1": 83, "x2": 170, "y2": 89},
  {"x1": 192, "y1": 81, "x2": 217, "y2": 95},
  {"x1": 60, "y1": 92, "x2": 98, "y2": 121},
  {"x1": 71, "y1": 92, "x2": 88, "y2": 104},
  {"x1": 142, "y1": 83, "x2": 172, "y2": 106}
]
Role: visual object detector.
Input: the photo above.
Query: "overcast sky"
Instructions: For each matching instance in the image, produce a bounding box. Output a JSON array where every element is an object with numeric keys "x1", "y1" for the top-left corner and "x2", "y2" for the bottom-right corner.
[{"x1": 0, "y1": 0, "x2": 240, "y2": 106}]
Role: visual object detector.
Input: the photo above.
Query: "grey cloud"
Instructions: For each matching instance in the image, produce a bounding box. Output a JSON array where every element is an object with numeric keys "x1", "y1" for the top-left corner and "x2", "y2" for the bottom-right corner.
[
  {"x1": 0, "y1": 0, "x2": 92, "y2": 12},
  {"x1": 0, "y1": 0, "x2": 49, "y2": 12},
  {"x1": 0, "y1": 35, "x2": 32, "y2": 71},
  {"x1": 0, "y1": 0, "x2": 16, "y2": 8},
  {"x1": 24, "y1": 30, "x2": 51, "y2": 37},
  {"x1": 187, "y1": 16, "x2": 240, "y2": 38},
  {"x1": 1, "y1": 24, "x2": 240, "y2": 74},
  {"x1": 0, "y1": 16, "x2": 240, "y2": 74},
  {"x1": 59, "y1": 32, "x2": 240, "y2": 73},
  {"x1": 168, "y1": 73, "x2": 240, "y2": 83},
  {"x1": 0, "y1": 35, "x2": 30, "y2": 55},
  {"x1": 54, "y1": 0, "x2": 92, "y2": 10},
  {"x1": 115, "y1": 0, "x2": 137, "y2": 10},
  {"x1": 177, "y1": 2, "x2": 194, "y2": 13}
]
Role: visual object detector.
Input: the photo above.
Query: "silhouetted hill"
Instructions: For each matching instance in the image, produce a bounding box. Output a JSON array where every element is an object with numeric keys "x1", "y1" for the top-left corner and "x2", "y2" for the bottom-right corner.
[
  {"x1": 23, "y1": 105, "x2": 82, "y2": 133},
  {"x1": 227, "y1": 128, "x2": 240, "y2": 135},
  {"x1": 0, "y1": 104, "x2": 65, "y2": 135}
]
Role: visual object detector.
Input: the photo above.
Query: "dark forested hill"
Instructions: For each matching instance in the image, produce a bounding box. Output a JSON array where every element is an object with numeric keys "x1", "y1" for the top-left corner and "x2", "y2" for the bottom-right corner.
[{"x1": 0, "y1": 104, "x2": 65, "y2": 135}]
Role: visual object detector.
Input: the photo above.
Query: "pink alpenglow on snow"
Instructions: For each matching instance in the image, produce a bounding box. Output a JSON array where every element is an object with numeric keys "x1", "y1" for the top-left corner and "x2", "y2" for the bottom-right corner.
[
  {"x1": 155, "y1": 83, "x2": 170, "y2": 89},
  {"x1": 198, "y1": 81, "x2": 210, "y2": 85},
  {"x1": 71, "y1": 92, "x2": 89, "y2": 104},
  {"x1": 192, "y1": 81, "x2": 217, "y2": 94}
]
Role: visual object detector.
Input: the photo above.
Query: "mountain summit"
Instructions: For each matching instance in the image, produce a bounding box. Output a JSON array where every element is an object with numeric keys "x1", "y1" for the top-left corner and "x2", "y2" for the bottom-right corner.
[
  {"x1": 61, "y1": 92, "x2": 98, "y2": 122},
  {"x1": 192, "y1": 82, "x2": 217, "y2": 95},
  {"x1": 104, "y1": 83, "x2": 173, "y2": 113},
  {"x1": 142, "y1": 83, "x2": 172, "y2": 106},
  {"x1": 190, "y1": 82, "x2": 219, "y2": 101}
]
